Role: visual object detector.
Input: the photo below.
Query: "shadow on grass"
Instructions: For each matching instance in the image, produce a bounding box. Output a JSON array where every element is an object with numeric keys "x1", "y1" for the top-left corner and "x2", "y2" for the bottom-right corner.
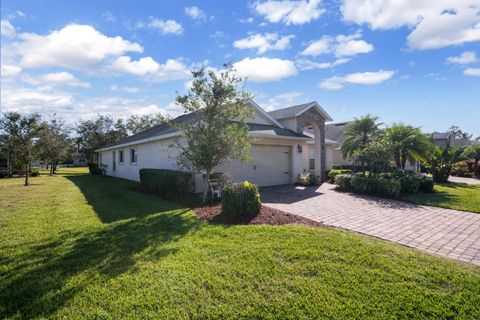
[{"x1": 0, "y1": 173, "x2": 201, "y2": 319}]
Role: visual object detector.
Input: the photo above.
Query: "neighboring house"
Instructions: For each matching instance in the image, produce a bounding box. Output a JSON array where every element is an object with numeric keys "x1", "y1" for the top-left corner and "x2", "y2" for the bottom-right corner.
[
  {"x1": 433, "y1": 132, "x2": 471, "y2": 148},
  {"x1": 96, "y1": 100, "x2": 333, "y2": 192},
  {"x1": 73, "y1": 154, "x2": 88, "y2": 166}
]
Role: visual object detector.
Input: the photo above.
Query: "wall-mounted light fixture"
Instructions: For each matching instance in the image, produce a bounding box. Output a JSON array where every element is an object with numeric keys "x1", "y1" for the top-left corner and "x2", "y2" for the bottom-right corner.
[{"x1": 297, "y1": 144, "x2": 303, "y2": 153}]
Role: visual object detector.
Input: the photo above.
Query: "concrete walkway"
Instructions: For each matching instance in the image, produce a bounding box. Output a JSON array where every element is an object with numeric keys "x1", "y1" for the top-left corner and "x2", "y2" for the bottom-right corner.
[
  {"x1": 262, "y1": 183, "x2": 480, "y2": 266},
  {"x1": 449, "y1": 176, "x2": 480, "y2": 184}
]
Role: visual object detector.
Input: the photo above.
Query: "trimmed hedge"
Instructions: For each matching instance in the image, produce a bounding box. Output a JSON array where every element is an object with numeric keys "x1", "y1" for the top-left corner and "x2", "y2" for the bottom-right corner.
[
  {"x1": 419, "y1": 178, "x2": 434, "y2": 193},
  {"x1": 222, "y1": 181, "x2": 261, "y2": 219},
  {"x1": 334, "y1": 174, "x2": 352, "y2": 191},
  {"x1": 88, "y1": 163, "x2": 104, "y2": 175},
  {"x1": 297, "y1": 173, "x2": 317, "y2": 186},
  {"x1": 139, "y1": 168, "x2": 192, "y2": 196},
  {"x1": 328, "y1": 169, "x2": 353, "y2": 183},
  {"x1": 350, "y1": 174, "x2": 401, "y2": 196}
]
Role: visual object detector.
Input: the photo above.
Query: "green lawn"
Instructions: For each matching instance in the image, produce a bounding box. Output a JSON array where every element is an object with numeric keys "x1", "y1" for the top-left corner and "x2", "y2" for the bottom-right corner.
[
  {"x1": 1, "y1": 168, "x2": 479, "y2": 319},
  {"x1": 406, "y1": 182, "x2": 480, "y2": 213}
]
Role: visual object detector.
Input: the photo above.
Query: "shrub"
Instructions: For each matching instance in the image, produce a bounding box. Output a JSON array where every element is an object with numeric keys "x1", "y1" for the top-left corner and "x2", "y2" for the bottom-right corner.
[
  {"x1": 328, "y1": 169, "x2": 353, "y2": 183},
  {"x1": 419, "y1": 177, "x2": 434, "y2": 193},
  {"x1": 392, "y1": 170, "x2": 422, "y2": 194},
  {"x1": 332, "y1": 164, "x2": 343, "y2": 170},
  {"x1": 334, "y1": 174, "x2": 352, "y2": 191},
  {"x1": 297, "y1": 173, "x2": 317, "y2": 186},
  {"x1": 88, "y1": 162, "x2": 104, "y2": 175},
  {"x1": 350, "y1": 174, "x2": 400, "y2": 196},
  {"x1": 29, "y1": 169, "x2": 40, "y2": 177},
  {"x1": 455, "y1": 167, "x2": 472, "y2": 177},
  {"x1": 139, "y1": 169, "x2": 192, "y2": 197},
  {"x1": 222, "y1": 181, "x2": 261, "y2": 219}
]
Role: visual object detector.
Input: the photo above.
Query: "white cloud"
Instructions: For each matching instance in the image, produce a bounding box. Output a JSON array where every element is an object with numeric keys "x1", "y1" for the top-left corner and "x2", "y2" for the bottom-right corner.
[
  {"x1": 296, "y1": 58, "x2": 349, "y2": 70},
  {"x1": 239, "y1": 17, "x2": 255, "y2": 23},
  {"x1": 446, "y1": 51, "x2": 478, "y2": 64},
  {"x1": 102, "y1": 11, "x2": 116, "y2": 22},
  {"x1": 110, "y1": 56, "x2": 160, "y2": 76},
  {"x1": 15, "y1": 24, "x2": 143, "y2": 69},
  {"x1": 319, "y1": 70, "x2": 394, "y2": 90},
  {"x1": 1, "y1": 20, "x2": 15, "y2": 38},
  {"x1": 254, "y1": 0, "x2": 324, "y2": 25},
  {"x1": 185, "y1": 6, "x2": 207, "y2": 21},
  {"x1": 233, "y1": 57, "x2": 297, "y2": 82},
  {"x1": 464, "y1": 68, "x2": 480, "y2": 76},
  {"x1": 264, "y1": 92, "x2": 304, "y2": 111},
  {"x1": 109, "y1": 85, "x2": 140, "y2": 93},
  {"x1": 37, "y1": 72, "x2": 91, "y2": 88},
  {"x1": 341, "y1": 0, "x2": 480, "y2": 50},
  {"x1": 1, "y1": 87, "x2": 74, "y2": 113},
  {"x1": 301, "y1": 33, "x2": 373, "y2": 57},
  {"x1": 148, "y1": 18, "x2": 183, "y2": 35},
  {"x1": 1, "y1": 64, "x2": 22, "y2": 77},
  {"x1": 233, "y1": 33, "x2": 294, "y2": 54}
]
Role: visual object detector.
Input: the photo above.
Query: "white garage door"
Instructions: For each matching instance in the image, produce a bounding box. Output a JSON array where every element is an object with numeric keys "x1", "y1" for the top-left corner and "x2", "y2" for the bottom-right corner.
[{"x1": 217, "y1": 145, "x2": 291, "y2": 186}]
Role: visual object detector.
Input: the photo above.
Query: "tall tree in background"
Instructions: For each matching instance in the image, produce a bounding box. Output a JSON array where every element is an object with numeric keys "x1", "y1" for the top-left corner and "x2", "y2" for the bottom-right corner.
[
  {"x1": 37, "y1": 118, "x2": 71, "y2": 175},
  {"x1": 174, "y1": 65, "x2": 253, "y2": 202},
  {"x1": 0, "y1": 112, "x2": 44, "y2": 186},
  {"x1": 75, "y1": 116, "x2": 127, "y2": 162},
  {"x1": 384, "y1": 123, "x2": 432, "y2": 170},
  {"x1": 341, "y1": 114, "x2": 382, "y2": 167},
  {"x1": 448, "y1": 125, "x2": 472, "y2": 141},
  {"x1": 127, "y1": 114, "x2": 165, "y2": 134}
]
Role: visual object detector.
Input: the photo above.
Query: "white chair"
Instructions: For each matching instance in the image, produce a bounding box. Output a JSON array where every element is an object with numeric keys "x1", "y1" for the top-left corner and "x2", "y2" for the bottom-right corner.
[{"x1": 209, "y1": 179, "x2": 222, "y2": 199}]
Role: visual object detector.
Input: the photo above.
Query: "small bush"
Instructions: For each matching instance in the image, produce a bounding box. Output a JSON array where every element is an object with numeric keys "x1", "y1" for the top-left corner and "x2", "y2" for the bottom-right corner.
[
  {"x1": 332, "y1": 164, "x2": 343, "y2": 170},
  {"x1": 392, "y1": 170, "x2": 422, "y2": 194},
  {"x1": 419, "y1": 177, "x2": 434, "y2": 193},
  {"x1": 297, "y1": 173, "x2": 317, "y2": 186},
  {"x1": 29, "y1": 169, "x2": 40, "y2": 177},
  {"x1": 222, "y1": 181, "x2": 261, "y2": 219},
  {"x1": 88, "y1": 162, "x2": 104, "y2": 175},
  {"x1": 334, "y1": 174, "x2": 352, "y2": 191},
  {"x1": 350, "y1": 174, "x2": 400, "y2": 196},
  {"x1": 455, "y1": 167, "x2": 472, "y2": 177},
  {"x1": 328, "y1": 169, "x2": 353, "y2": 183},
  {"x1": 139, "y1": 169, "x2": 192, "y2": 197}
]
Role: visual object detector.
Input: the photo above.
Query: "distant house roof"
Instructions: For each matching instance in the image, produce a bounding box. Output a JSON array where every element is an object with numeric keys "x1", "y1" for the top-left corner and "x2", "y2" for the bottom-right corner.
[
  {"x1": 267, "y1": 101, "x2": 333, "y2": 121},
  {"x1": 433, "y1": 132, "x2": 450, "y2": 140},
  {"x1": 324, "y1": 122, "x2": 351, "y2": 145}
]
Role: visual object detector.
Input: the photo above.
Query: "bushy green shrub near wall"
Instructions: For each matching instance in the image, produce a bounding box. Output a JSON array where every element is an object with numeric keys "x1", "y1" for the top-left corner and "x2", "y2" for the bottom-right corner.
[
  {"x1": 222, "y1": 181, "x2": 261, "y2": 219},
  {"x1": 297, "y1": 173, "x2": 317, "y2": 186},
  {"x1": 139, "y1": 169, "x2": 192, "y2": 197},
  {"x1": 334, "y1": 174, "x2": 352, "y2": 191},
  {"x1": 328, "y1": 169, "x2": 353, "y2": 183}
]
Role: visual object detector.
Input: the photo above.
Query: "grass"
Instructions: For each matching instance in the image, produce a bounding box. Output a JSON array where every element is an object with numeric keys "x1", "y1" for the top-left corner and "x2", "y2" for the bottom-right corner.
[
  {"x1": 0, "y1": 168, "x2": 479, "y2": 319},
  {"x1": 406, "y1": 182, "x2": 480, "y2": 213}
]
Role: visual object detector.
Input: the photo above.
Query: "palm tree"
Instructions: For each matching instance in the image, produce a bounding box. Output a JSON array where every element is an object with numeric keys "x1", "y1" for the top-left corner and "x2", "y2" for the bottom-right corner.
[
  {"x1": 430, "y1": 146, "x2": 465, "y2": 183},
  {"x1": 341, "y1": 115, "x2": 382, "y2": 166},
  {"x1": 384, "y1": 123, "x2": 432, "y2": 170},
  {"x1": 463, "y1": 144, "x2": 480, "y2": 168}
]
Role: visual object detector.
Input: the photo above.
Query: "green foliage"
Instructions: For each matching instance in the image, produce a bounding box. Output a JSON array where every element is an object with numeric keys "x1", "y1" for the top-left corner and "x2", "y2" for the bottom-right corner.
[
  {"x1": 328, "y1": 169, "x2": 352, "y2": 182},
  {"x1": 341, "y1": 114, "x2": 382, "y2": 163},
  {"x1": 173, "y1": 65, "x2": 253, "y2": 202},
  {"x1": 36, "y1": 118, "x2": 71, "y2": 175},
  {"x1": 350, "y1": 174, "x2": 401, "y2": 196},
  {"x1": 29, "y1": 168, "x2": 40, "y2": 177},
  {"x1": 429, "y1": 146, "x2": 465, "y2": 183},
  {"x1": 391, "y1": 170, "x2": 423, "y2": 194},
  {"x1": 88, "y1": 162, "x2": 104, "y2": 175},
  {"x1": 221, "y1": 181, "x2": 261, "y2": 219},
  {"x1": 139, "y1": 169, "x2": 192, "y2": 197},
  {"x1": 297, "y1": 173, "x2": 317, "y2": 186},
  {"x1": 126, "y1": 113, "x2": 166, "y2": 135},
  {"x1": 384, "y1": 124, "x2": 433, "y2": 170},
  {"x1": 334, "y1": 174, "x2": 352, "y2": 191},
  {"x1": 354, "y1": 138, "x2": 393, "y2": 173},
  {"x1": 419, "y1": 178, "x2": 434, "y2": 193}
]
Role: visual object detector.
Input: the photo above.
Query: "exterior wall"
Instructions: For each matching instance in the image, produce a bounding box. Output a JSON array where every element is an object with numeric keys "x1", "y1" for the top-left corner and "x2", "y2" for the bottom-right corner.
[
  {"x1": 332, "y1": 148, "x2": 351, "y2": 166},
  {"x1": 249, "y1": 112, "x2": 272, "y2": 125},
  {"x1": 307, "y1": 144, "x2": 334, "y2": 171},
  {"x1": 278, "y1": 117, "x2": 297, "y2": 132}
]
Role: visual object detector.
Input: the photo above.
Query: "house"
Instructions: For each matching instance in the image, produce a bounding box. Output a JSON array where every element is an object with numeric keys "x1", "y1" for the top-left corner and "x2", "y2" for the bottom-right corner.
[
  {"x1": 433, "y1": 132, "x2": 470, "y2": 148},
  {"x1": 96, "y1": 100, "x2": 333, "y2": 192}
]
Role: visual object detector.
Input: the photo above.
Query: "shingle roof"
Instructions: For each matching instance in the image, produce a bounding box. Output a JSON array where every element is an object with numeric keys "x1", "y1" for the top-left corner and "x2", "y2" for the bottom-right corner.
[
  {"x1": 247, "y1": 123, "x2": 309, "y2": 138},
  {"x1": 432, "y1": 132, "x2": 450, "y2": 140},
  {"x1": 324, "y1": 122, "x2": 351, "y2": 145},
  {"x1": 267, "y1": 102, "x2": 314, "y2": 120}
]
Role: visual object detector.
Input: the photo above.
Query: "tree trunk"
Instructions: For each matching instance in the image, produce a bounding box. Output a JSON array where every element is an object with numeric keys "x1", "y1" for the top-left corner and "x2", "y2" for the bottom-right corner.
[
  {"x1": 401, "y1": 151, "x2": 407, "y2": 170},
  {"x1": 24, "y1": 162, "x2": 29, "y2": 186},
  {"x1": 394, "y1": 150, "x2": 401, "y2": 169},
  {"x1": 49, "y1": 161, "x2": 53, "y2": 175},
  {"x1": 202, "y1": 170, "x2": 211, "y2": 203}
]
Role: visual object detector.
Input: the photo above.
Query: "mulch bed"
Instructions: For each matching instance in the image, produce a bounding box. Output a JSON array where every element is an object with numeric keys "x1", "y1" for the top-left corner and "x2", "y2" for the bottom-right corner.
[{"x1": 133, "y1": 185, "x2": 323, "y2": 227}]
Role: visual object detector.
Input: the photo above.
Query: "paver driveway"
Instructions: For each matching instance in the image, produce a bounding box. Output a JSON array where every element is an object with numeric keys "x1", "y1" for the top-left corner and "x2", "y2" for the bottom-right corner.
[{"x1": 262, "y1": 183, "x2": 480, "y2": 266}]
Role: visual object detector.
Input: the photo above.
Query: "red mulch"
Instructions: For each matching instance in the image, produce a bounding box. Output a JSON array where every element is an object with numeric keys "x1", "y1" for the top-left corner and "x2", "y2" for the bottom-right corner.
[{"x1": 133, "y1": 185, "x2": 323, "y2": 227}]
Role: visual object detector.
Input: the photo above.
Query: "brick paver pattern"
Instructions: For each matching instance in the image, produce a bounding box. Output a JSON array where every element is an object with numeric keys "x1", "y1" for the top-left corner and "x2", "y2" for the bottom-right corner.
[{"x1": 262, "y1": 183, "x2": 480, "y2": 266}]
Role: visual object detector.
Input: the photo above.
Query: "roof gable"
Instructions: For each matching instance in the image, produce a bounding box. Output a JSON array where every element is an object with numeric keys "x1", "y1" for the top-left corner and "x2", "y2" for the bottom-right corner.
[{"x1": 267, "y1": 101, "x2": 333, "y2": 122}]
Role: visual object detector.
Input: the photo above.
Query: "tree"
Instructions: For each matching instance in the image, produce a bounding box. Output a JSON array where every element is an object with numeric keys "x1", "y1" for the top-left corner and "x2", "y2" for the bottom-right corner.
[
  {"x1": 173, "y1": 65, "x2": 253, "y2": 202},
  {"x1": 37, "y1": 117, "x2": 71, "y2": 175},
  {"x1": 75, "y1": 116, "x2": 127, "y2": 162},
  {"x1": 429, "y1": 146, "x2": 464, "y2": 183},
  {"x1": 448, "y1": 125, "x2": 472, "y2": 140},
  {"x1": 463, "y1": 144, "x2": 480, "y2": 177},
  {"x1": 341, "y1": 114, "x2": 382, "y2": 168},
  {"x1": 0, "y1": 112, "x2": 44, "y2": 186},
  {"x1": 354, "y1": 137, "x2": 392, "y2": 173},
  {"x1": 384, "y1": 123, "x2": 432, "y2": 170},
  {"x1": 127, "y1": 113, "x2": 165, "y2": 135}
]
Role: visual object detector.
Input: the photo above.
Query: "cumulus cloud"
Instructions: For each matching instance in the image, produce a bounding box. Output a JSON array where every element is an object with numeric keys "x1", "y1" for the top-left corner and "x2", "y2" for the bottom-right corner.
[
  {"x1": 295, "y1": 58, "x2": 349, "y2": 71},
  {"x1": 1, "y1": 19, "x2": 15, "y2": 38},
  {"x1": 446, "y1": 51, "x2": 478, "y2": 65},
  {"x1": 233, "y1": 33, "x2": 294, "y2": 54},
  {"x1": 341, "y1": 0, "x2": 480, "y2": 50},
  {"x1": 110, "y1": 56, "x2": 190, "y2": 81},
  {"x1": 1, "y1": 87, "x2": 74, "y2": 114},
  {"x1": 15, "y1": 24, "x2": 143, "y2": 69},
  {"x1": 254, "y1": 0, "x2": 324, "y2": 25},
  {"x1": 464, "y1": 68, "x2": 480, "y2": 76},
  {"x1": 301, "y1": 33, "x2": 373, "y2": 57},
  {"x1": 319, "y1": 70, "x2": 395, "y2": 90},
  {"x1": 1, "y1": 64, "x2": 22, "y2": 77},
  {"x1": 264, "y1": 92, "x2": 304, "y2": 111},
  {"x1": 37, "y1": 72, "x2": 91, "y2": 88},
  {"x1": 233, "y1": 57, "x2": 297, "y2": 82},
  {"x1": 109, "y1": 85, "x2": 140, "y2": 93},
  {"x1": 185, "y1": 6, "x2": 207, "y2": 21},
  {"x1": 148, "y1": 18, "x2": 183, "y2": 35}
]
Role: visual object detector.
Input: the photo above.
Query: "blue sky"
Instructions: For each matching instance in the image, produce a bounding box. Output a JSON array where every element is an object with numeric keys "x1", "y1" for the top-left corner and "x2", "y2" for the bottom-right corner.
[{"x1": 1, "y1": 0, "x2": 479, "y2": 136}]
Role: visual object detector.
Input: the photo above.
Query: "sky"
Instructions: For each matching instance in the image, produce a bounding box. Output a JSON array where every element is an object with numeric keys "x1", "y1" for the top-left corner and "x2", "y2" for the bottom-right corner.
[{"x1": 1, "y1": 0, "x2": 479, "y2": 136}]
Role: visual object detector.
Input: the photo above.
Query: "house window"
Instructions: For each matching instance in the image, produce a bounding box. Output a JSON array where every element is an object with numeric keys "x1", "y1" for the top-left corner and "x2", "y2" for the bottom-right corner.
[
  {"x1": 99, "y1": 153, "x2": 102, "y2": 165},
  {"x1": 309, "y1": 159, "x2": 315, "y2": 170},
  {"x1": 119, "y1": 150, "x2": 124, "y2": 163},
  {"x1": 130, "y1": 148, "x2": 137, "y2": 164}
]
